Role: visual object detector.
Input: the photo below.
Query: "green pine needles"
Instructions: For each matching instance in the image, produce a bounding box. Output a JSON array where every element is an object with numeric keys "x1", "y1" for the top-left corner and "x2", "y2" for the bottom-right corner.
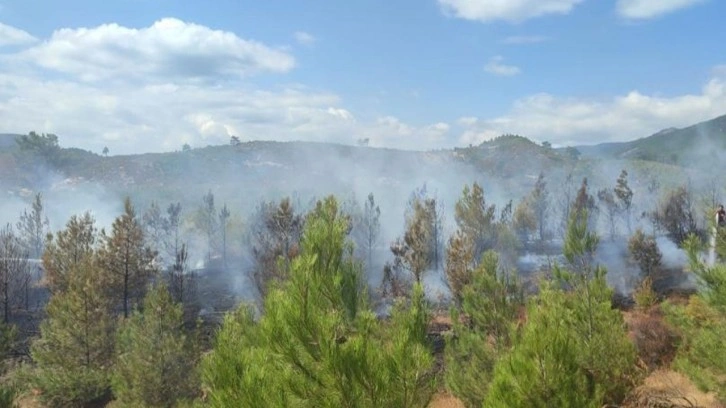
[{"x1": 202, "y1": 196, "x2": 435, "y2": 408}]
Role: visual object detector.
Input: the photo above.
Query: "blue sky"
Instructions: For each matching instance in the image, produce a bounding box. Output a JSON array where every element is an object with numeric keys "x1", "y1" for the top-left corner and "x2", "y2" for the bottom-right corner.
[{"x1": 0, "y1": 0, "x2": 724, "y2": 154}]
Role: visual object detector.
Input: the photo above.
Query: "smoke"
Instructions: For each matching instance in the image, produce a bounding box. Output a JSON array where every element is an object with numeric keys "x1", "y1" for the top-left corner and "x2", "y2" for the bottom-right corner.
[
  {"x1": 4, "y1": 132, "x2": 725, "y2": 308},
  {"x1": 595, "y1": 240, "x2": 640, "y2": 295},
  {"x1": 1, "y1": 171, "x2": 122, "y2": 232}
]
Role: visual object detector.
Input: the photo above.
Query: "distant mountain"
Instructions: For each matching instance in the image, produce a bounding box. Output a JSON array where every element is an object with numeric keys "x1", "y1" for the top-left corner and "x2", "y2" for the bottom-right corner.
[
  {"x1": 575, "y1": 114, "x2": 726, "y2": 167},
  {"x1": 0, "y1": 119, "x2": 712, "y2": 218}
]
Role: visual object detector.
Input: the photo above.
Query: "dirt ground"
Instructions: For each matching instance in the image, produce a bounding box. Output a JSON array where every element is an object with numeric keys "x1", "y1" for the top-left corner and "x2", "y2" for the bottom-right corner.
[{"x1": 428, "y1": 392, "x2": 466, "y2": 408}]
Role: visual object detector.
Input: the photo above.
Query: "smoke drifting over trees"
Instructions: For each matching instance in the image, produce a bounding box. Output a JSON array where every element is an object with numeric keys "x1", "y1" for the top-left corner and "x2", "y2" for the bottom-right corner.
[{"x1": 1, "y1": 120, "x2": 726, "y2": 406}]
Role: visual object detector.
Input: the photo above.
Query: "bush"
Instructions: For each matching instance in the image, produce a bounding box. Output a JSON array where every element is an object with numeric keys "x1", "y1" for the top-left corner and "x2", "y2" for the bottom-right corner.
[
  {"x1": 664, "y1": 238, "x2": 726, "y2": 400},
  {"x1": 633, "y1": 277, "x2": 658, "y2": 310}
]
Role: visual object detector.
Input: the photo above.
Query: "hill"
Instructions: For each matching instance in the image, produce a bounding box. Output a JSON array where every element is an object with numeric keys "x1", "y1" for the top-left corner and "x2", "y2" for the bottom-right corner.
[
  {"x1": 575, "y1": 113, "x2": 726, "y2": 167},
  {"x1": 0, "y1": 119, "x2": 715, "y2": 229}
]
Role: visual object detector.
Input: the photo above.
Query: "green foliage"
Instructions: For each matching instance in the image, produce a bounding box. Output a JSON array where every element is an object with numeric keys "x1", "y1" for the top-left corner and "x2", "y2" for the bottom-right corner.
[
  {"x1": 664, "y1": 237, "x2": 726, "y2": 398},
  {"x1": 42, "y1": 211, "x2": 98, "y2": 293},
  {"x1": 485, "y1": 284, "x2": 598, "y2": 408},
  {"x1": 485, "y1": 275, "x2": 637, "y2": 407},
  {"x1": 112, "y1": 283, "x2": 200, "y2": 407},
  {"x1": 563, "y1": 208, "x2": 599, "y2": 272},
  {"x1": 203, "y1": 196, "x2": 434, "y2": 408},
  {"x1": 29, "y1": 257, "x2": 115, "y2": 407},
  {"x1": 0, "y1": 322, "x2": 18, "y2": 408},
  {"x1": 98, "y1": 197, "x2": 157, "y2": 318},
  {"x1": 444, "y1": 231, "x2": 474, "y2": 304},
  {"x1": 633, "y1": 276, "x2": 658, "y2": 310},
  {"x1": 454, "y1": 183, "x2": 496, "y2": 261},
  {"x1": 512, "y1": 198, "x2": 536, "y2": 244},
  {"x1": 14, "y1": 131, "x2": 60, "y2": 164},
  {"x1": 445, "y1": 251, "x2": 522, "y2": 407},
  {"x1": 485, "y1": 204, "x2": 637, "y2": 407},
  {"x1": 0, "y1": 384, "x2": 18, "y2": 408},
  {"x1": 389, "y1": 195, "x2": 434, "y2": 285},
  {"x1": 461, "y1": 252, "x2": 521, "y2": 343}
]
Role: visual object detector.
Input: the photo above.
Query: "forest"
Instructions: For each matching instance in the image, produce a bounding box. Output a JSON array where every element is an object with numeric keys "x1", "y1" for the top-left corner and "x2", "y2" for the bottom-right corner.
[{"x1": 0, "y1": 132, "x2": 726, "y2": 407}]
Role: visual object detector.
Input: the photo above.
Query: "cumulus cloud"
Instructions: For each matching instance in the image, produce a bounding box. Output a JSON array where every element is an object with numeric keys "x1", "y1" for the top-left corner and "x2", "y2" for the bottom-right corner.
[
  {"x1": 0, "y1": 69, "x2": 447, "y2": 154},
  {"x1": 294, "y1": 31, "x2": 316, "y2": 46},
  {"x1": 457, "y1": 70, "x2": 726, "y2": 146},
  {"x1": 0, "y1": 19, "x2": 456, "y2": 154},
  {"x1": 1, "y1": 18, "x2": 724, "y2": 156},
  {"x1": 0, "y1": 22, "x2": 37, "y2": 46},
  {"x1": 437, "y1": 0, "x2": 585, "y2": 23},
  {"x1": 16, "y1": 18, "x2": 295, "y2": 82},
  {"x1": 484, "y1": 56, "x2": 521, "y2": 76},
  {"x1": 0, "y1": 72, "x2": 361, "y2": 153},
  {"x1": 616, "y1": 0, "x2": 708, "y2": 19}
]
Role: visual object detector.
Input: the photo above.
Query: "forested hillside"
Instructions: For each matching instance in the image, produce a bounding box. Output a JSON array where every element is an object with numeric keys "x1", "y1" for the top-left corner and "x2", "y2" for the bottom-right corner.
[{"x1": 0, "y1": 121, "x2": 725, "y2": 407}]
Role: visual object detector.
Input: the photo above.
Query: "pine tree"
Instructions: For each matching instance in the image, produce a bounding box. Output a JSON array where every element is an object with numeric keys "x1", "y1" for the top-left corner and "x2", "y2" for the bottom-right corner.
[
  {"x1": 512, "y1": 197, "x2": 537, "y2": 245},
  {"x1": 664, "y1": 236, "x2": 726, "y2": 396},
  {"x1": 454, "y1": 183, "x2": 497, "y2": 262},
  {"x1": 614, "y1": 169, "x2": 634, "y2": 234},
  {"x1": 444, "y1": 231, "x2": 474, "y2": 304},
  {"x1": 16, "y1": 192, "x2": 49, "y2": 259},
  {"x1": 445, "y1": 251, "x2": 522, "y2": 407},
  {"x1": 485, "y1": 202, "x2": 637, "y2": 407},
  {"x1": 43, "y1": 212, "x2": 97, "y2": 293},
  {"x1": 248, "y1": 197, "x2": 304, "y2": 300},
  {"x1": 597, "y1": 188, "x2": 619, "y2": 240},
  {"x1": 29, "y1": 256, "x2": 115, "y2": 407},
  {"x1": 628, "y1": 229, "x2": 662, "y2": 278},
  {"x1": 485, "y1": 283, "x2": 598, "y2": 408},
  {"x1": 112, "y1": 282, "x2": 200, "y2": 407},
  {"x1": 98, "y1": 198, "x2": 157, "y2": 318},
  {"x1": 203, "y1": 196, "x2": 434, "y2": 408},
  {"x1": 389, "y1": 193, "x2": 437, "y2": 288},
  {"x1": 360, "y1": 193, "x2": 381, "y2": 273}
]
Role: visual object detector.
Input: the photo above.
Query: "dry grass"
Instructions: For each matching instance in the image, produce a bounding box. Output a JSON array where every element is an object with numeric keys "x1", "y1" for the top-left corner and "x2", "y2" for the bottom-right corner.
[
  {"x1": 428, "y1": 392, "x2": 466, "y2": 408},
  {"x1": 15, "y1": 391, "x2": 43, "y2": 408},
  {"x1": 623, "y1": 307, "x2": 679, "y2": 370},
  {"x1": 625, "y1": 370, "x2": 724, "y2": 408}
]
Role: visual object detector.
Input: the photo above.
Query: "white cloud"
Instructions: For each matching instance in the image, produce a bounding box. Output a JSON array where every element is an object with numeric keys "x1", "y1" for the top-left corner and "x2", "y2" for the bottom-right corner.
[
  {"x1": 16, "y1": 18, "x2": 295, "y2": 82},
  {"x1": 0, "y1": 22, "x2": 37, "y2": 46},
  {"x1": 2, "y1": 19, "x2": 725, "y2": 156},
  {"x1": 294, "y1": 31, "x2": 316, "y2": 46},
  {"x1": 457, "y1": 69, "x2": 726, "y2": 146},
  {"x1": 501, "y1": 35, "x2": 550, "y2": 45},
  {"x1": 0, "y1": 17, "x2": 448, "y2": 155},
  {"x1": 457, "y1": 116, "x2": 478, "y2": 127},
  {"x1": 358, "y1": 117, "x2": 452, "y2": 150},
  {"x1": 617, "y1": 0, "x2": 708, "y2": 19},
  {"x1": 484, "y1": 56, "x2": 521, "y2": 76},
  {"x1": 437, "y1": 0, "x2": 585, "y2": 23}
]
